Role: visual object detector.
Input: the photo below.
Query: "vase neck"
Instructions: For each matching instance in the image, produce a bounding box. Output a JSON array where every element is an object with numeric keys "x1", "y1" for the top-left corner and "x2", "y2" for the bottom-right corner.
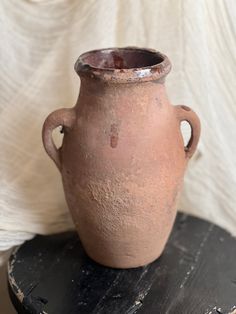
[{"x1": 76, "y1": 77, "x2": 169, "y2": 115}]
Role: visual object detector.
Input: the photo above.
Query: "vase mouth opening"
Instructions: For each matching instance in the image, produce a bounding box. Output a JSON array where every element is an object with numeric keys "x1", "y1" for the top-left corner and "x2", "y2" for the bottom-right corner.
[{"x1": 75, "y1": 47, "x2": 171, "y2": 83}]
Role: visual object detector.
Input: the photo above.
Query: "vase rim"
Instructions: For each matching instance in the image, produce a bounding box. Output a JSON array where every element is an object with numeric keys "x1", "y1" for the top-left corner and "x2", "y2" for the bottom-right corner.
[{"x1": 75, "y1": 47, "x2": 171, "y2": 83}]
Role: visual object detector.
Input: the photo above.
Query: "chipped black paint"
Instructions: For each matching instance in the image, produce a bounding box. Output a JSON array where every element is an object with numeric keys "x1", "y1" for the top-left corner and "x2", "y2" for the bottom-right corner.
[{"x1": 8, "y1": 214, "x2": 236, "y2": 314}]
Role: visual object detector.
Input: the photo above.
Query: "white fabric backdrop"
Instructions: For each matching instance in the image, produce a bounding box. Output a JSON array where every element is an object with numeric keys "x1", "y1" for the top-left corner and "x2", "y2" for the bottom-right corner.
[{"x1": 0, "y1": 0, "x2": 236, "y2": 263}]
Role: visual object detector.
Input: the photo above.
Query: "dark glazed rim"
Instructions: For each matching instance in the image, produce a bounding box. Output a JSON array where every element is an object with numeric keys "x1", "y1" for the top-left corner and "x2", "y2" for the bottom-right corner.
[{"x1": 74, "y1": 47, "x2": 171, "y2": 83}]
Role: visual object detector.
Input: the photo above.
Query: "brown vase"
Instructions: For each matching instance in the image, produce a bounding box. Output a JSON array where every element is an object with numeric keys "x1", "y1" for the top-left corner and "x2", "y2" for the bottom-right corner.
[{"x1": 42, "y1": 47, "x2": 200, "y2": 268}]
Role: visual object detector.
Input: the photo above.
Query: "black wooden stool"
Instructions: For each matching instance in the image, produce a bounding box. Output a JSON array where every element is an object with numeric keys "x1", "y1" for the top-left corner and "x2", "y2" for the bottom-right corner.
[{"x1": 7, "y1": 213, "x2": 236, "y2": 314}]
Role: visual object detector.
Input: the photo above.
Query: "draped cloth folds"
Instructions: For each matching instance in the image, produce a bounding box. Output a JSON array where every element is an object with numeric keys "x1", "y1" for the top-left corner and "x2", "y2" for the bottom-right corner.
[{"x1": 0, "y1": 0, "x2": 236, "y2": 263}]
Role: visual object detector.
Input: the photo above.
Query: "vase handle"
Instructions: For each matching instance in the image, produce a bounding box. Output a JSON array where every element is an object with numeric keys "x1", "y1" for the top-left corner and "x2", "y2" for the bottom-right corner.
[
  {"x1": 175, "y1": 105, "x2": 201, "y2": 159},
  {"x1": 42, "y1": 108, "x2": 76, "y2": 171}
]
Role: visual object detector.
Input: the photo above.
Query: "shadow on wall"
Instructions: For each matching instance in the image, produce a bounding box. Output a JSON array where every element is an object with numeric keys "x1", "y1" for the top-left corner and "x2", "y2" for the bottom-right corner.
[{"x1": 0, "y1": 263, "x2": 17, "y2": 314}]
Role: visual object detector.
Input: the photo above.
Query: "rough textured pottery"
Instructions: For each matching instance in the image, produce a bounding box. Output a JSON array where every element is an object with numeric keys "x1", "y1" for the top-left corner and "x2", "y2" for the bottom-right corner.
[{"x1": 42, "y1": 47, "x2": 201, "y2": 268}]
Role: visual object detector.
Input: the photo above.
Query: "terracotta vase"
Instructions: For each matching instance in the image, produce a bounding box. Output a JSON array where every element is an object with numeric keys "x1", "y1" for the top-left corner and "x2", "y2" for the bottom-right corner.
[{"x1": 42, "y1": 47, "x2": 200, "y2": 268}]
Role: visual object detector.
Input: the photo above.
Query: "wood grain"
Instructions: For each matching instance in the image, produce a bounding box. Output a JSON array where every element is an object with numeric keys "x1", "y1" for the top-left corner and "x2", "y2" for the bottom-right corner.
[{"x1": 8, "y1": 213, "x2": 236, "y2": 314}]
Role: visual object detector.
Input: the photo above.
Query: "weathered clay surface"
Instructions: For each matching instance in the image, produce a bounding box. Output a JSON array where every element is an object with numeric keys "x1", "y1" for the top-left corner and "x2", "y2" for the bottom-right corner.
[{"x1": 42, "y1": 47, "x2": 201, "y2": 268}]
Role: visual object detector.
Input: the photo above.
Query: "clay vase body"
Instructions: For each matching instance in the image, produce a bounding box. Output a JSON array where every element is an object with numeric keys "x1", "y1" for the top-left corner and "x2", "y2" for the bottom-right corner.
[{"x1": 42, "y1": 47, "x2": 200, "y2": 268}]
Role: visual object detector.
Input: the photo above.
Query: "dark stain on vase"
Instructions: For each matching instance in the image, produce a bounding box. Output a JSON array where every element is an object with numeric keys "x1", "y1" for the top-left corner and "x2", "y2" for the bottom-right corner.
[
  {"x1": 110, "y1": 123, "x2": 119, "y2": 148},
  {"x1": 112, "y1": 53, "x2": 124, "y2": 69},
  {"x1": 156, "y1": 97, "x2": 162, "y2": 108}
]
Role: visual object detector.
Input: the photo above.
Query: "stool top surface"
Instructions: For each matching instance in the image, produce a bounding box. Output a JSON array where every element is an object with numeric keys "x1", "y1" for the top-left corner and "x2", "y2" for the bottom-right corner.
[{"x1": 8, "y1": 213, "x2": 236, "y2": 314}]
